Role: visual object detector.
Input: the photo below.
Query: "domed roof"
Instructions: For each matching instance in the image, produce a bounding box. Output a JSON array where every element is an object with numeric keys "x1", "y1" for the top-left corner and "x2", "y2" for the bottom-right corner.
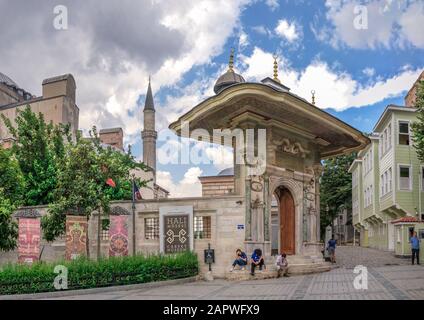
[
  {"x1": 213, "y1": 49, "x2": 245, "y2": 94},
  {"x1": 213, "y1": 70, "x2": 245, "y2": 94},
  {"x1": 0, "y1": 72, "x2": 18, "y2": 88},
  {"x1": 218, "y1": 167, "x2": 234, "y2": 176}
]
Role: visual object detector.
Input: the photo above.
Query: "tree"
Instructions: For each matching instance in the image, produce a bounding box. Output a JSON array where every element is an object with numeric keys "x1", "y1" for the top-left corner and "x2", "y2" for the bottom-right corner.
[
  {"x1": 0, "y1": 147, "x2": 25, "y2": 251},
  {"x1": 42, "y1": 127, "x2": 147, "y2": 260},
  {"x1": 1, "y1": 106, "x2": 70, "y2": 206},
  {"x1": 411, "y1": 80, "x2": 424, "y2": 161},
  {"x1": 320, "y1": 153, "x2": 356, "y2": 239}
]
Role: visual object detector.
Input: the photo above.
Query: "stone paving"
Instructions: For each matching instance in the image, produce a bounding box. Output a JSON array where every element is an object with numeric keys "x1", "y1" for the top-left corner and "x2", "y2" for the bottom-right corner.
[{"x1": 47, "y1": 246, "x2": 424, "y2": 300}]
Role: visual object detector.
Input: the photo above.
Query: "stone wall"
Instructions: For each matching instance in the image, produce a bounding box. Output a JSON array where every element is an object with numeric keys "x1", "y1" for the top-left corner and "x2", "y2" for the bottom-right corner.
[{"x1": 0, "y1": 195, "x2": 245, "y2": 278}]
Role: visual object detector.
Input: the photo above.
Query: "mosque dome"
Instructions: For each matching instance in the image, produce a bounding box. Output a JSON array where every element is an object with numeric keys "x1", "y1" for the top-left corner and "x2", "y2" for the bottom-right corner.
[
  {"x1": 213, "y1": 49, "x2": 245, "y2": 94},
  {"x1": 213, "y1": 70, "x2": 245, "y2": 94},
  {"x1": 217, "y1": 167, "x2": 234, "y2": 176},
  {"x1": 0, "y1": 72, "x2": 19, "y2": 88}
]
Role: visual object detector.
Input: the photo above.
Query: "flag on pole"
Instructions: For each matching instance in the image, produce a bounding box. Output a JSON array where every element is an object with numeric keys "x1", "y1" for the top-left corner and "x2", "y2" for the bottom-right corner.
[
  {"x1": 106, "y1": 178, "x2": 116, "y2": 188},
  {"x1": 133, "y1": 180, "x2": 142, "y2": 200}
]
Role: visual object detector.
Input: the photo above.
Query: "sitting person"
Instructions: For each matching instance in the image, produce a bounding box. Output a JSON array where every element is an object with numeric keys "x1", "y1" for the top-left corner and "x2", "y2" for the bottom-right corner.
[
  {"x1": 275, "y1": 252, "x2": 289, "y2": 278},
  {"x1": 250, "y1": 248, "x2": 265, "y2": 275},
  {"x1": 230, "y1": 249, "x2": 248, "y2": 272}
]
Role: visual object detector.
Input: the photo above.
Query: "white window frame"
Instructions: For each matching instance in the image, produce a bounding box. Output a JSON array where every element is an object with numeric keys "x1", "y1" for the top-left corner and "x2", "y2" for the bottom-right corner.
[
  {"x1": 398, "y1": 120, "x2": 411, "y2": 146},
  {"x1": 421, "y1": 166, "x2": 424, "y2": 192},
  {"x1": 398, "y1": 164, "x2": 412, "y2": 191}
]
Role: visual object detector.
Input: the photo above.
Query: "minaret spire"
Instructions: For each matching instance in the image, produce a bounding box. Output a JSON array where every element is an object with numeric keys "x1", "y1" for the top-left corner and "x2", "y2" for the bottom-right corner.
[
  {"x1": 273, "y1": 54, "x2": 280, "y2": 83},
  {"x1": 228, "y1": 48, "x2": 235, "y2": 72},
  {"x1": 142, "y1": 77, "x2": 157, "y2": 171}
]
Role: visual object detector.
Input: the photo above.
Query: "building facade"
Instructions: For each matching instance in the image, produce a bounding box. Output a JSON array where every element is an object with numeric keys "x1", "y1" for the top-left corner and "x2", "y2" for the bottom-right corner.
[
  {"x1": 1, "y1": 54, "x2": 368, "y2": 278},
  {"x1": 350, "y1": 73, "x2": 424, "y2": 261},
  {"x1": 0, "y1": 73, "x2": 79, "y2": 147}
]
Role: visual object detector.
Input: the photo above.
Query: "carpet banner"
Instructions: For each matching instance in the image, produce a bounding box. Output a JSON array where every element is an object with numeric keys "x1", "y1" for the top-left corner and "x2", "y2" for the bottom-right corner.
[
  {"x1": 109, "y1": 215, "x2": 129, "y2": 257},
  {"x1": 18, "y1": 218, "x2": 41, "y2": 264},
  {"x1": 65, "y1": 215, "x2": 88, "y2": 260}
]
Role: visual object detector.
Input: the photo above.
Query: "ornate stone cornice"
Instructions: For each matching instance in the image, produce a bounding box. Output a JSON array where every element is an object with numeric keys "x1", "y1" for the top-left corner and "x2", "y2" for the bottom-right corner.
[
  {"x1": 142, "y1": 130, "x2": 158, "y2": 139},
  {"x1": 110, "y1": 206, "x2": 131, "y2": 216},
  {"x1": 14, "y1": 208, "x2": 41, "y2": 218},
  {"x1": 272, "y1": 138, "x2": 310, "y2": 158}
]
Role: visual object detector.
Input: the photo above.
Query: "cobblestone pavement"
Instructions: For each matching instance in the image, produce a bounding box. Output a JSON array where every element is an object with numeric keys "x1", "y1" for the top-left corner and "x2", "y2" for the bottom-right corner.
[
  {"x1": 335, "y1": 245, "x2": 411, "y2": 268},
  {"x1": 48, "y1": 246, "x2": 424, "y2": 300}
]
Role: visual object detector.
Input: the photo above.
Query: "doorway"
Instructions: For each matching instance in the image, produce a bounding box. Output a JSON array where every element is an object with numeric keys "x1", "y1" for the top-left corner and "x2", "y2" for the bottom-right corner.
[{"x1": 278, "y1": 187, "x2": 295, "y2": 255}]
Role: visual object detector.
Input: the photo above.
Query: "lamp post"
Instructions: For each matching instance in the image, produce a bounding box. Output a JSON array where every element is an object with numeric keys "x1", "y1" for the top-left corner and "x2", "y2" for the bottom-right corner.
[{"x1": 132, "y1": 174, "x2": 136, "y2": 256}]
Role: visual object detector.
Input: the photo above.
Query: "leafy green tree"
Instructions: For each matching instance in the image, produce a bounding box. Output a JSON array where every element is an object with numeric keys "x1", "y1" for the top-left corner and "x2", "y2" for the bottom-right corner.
[
  {"x1": 0, "y1": 147, "x2": 25, "y2": 251},
  {"x1": 1, "y1": 106, "x2": 70, "y2": 206},
  {"x1": 411, "y1": 80, "x2": 424, "y2": 161},
  {"x1": 320, "y1": 153, "x2": 356, "y2": 239},
  {"x1": 42, "y1": 127, "x2": 147, "y2": 260}
]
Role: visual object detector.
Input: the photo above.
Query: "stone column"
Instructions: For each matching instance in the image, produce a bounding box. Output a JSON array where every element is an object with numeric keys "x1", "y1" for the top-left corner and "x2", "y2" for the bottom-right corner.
[
  {"x1": 245, "y1": 174, "x2": 252, "y2": 241},
  {"x1": 263, "y1": 175, "x2": 270, "y2": 242},
  {"x1": 15, "y1": 209, "x2": 41, "y2": 264},
  {"x1": 313, "y1": 164, "x2": 324, "y2": 241}
]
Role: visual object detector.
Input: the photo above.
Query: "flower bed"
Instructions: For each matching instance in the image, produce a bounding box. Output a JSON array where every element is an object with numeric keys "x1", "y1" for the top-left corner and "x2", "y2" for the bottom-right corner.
[{"x1": 0, "y1": 252, "x2": 198, "y2": 295}]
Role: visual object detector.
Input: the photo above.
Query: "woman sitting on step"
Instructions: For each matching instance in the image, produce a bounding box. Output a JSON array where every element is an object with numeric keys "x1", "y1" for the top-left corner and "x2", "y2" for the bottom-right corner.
[
  {"x1": 250, "y1": 248, "x2": 265, "y2": 276},
  {"x1": 229, "y1": 249, "x2": 248, "y2": 272}
]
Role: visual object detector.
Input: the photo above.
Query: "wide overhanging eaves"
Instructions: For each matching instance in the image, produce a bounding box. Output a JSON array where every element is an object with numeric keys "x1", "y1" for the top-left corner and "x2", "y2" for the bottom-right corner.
[{"x1": 169, "y1": 83, "x2": 370, "y2": 158}]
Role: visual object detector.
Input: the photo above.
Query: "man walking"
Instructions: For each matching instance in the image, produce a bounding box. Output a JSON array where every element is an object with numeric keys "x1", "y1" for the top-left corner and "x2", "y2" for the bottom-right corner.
[
  {"x1": 410, "y1": 231, "x2": 420, "y2": 265},
  {"x1": 327, "y1": 235, "x2": 337, "y2": 264}
]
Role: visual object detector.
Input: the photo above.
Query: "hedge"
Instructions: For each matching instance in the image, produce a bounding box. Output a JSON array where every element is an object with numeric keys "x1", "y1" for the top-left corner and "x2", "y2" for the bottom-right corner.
[{"x1": 0, "y1": 251, "x2": 198, "y2": 295}]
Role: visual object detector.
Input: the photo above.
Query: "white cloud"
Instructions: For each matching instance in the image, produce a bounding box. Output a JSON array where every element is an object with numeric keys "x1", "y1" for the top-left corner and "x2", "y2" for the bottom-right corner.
[
  {"x1": 157, "y1": 167, "x2": 203, "y2": 198},
  {"x1": 274, "y1": 19, "x2": 300, "y2": 42},
  {"x1": 362, "y1": 67, "x2": 375, "y2": 77},
  {"x1": 252, "y1": 25, "x2": 273, "y2": 37},
  {"x1": 322, "y1": 0, "x2": 424, "y2": 49},
  {"x1": 241, "y1": 47, "x2": 423, "y2": 111},
  {"x1": 399, "y1": 1, "x2": 424, "y2": 48},
  {"x1": 0, "y1": 0, "x2": 252, "y2": 147},
  {"x1": 265, "y1": 0, "x2": 279, "y2": 11},
  {"x1": 239, "y1": 31, "x2": 249, "y2": 50}
]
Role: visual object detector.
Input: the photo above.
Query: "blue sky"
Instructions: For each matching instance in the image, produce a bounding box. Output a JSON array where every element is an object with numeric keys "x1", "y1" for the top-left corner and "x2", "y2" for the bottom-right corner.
[{"x1": 1, "y1": 0, "x2": 424, "y2": 196}]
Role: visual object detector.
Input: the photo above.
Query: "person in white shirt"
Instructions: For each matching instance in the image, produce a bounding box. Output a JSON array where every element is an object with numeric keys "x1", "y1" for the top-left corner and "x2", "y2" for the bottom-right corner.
[{"x1": 276, "y1": 252, "x2": 289, "y2": 278}]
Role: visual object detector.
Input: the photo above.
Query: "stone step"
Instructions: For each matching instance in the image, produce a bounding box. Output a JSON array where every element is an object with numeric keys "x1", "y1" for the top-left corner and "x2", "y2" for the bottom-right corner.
[
  {"x1": 226, "y1": 269, "x2": 278, "y2": 281},
  {"x1": 225, "y1": 261, "x2": 331, "y2": 280},
  {"x1": 288, "y1": 263, "x2": 332, "y2": 275}
]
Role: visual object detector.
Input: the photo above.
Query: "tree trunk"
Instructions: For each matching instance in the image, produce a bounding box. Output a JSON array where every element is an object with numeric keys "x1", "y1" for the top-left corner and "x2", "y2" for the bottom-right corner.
[
  {"x1": 87, "y1": 216, "x2": 90, "y2": 259},
  {"x1": 97, "y1": 207, "x2": 102, "y2": 261}
]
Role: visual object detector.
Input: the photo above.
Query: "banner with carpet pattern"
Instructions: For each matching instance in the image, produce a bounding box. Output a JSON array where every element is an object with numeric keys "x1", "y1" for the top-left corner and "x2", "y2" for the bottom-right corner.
[
  {"x1": 65, "y1": 215, "x2": 88, "y2": 260},
  {"x1": 18, "y1": 218, "x2": 41, "y2": 264},
  {"x1": 109, "y1": 215, "x2": 129, "y2": 257}
]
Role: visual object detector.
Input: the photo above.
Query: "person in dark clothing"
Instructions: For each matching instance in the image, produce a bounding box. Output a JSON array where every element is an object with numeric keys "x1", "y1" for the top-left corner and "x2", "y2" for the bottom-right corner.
[
  {"x1": 229, "y1": 249, "x2": 248, "y2": 272},
  {"x1": 327, "y1": 235, "x2": 337, "y2": 264},
  {"x1": 250, "y1": 248, "x2": 265, "y2": 275},
  {"x1": 410, "y1": 231, "x2": 420, "y2": 265}
]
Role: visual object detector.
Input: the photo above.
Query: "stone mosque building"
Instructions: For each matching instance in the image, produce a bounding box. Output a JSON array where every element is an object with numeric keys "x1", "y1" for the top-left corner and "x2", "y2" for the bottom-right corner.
[{"x1": 0, "y1": 52, "x2": 368, "y2": 278}]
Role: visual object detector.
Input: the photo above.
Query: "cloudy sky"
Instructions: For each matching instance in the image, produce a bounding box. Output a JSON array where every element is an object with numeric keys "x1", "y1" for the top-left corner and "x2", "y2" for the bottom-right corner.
[{"x1": 1, "y1": 0, "x2": 424, "y2": 197}]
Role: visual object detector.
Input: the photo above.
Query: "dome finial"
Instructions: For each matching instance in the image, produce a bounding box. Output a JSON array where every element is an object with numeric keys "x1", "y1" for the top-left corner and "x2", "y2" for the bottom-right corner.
[
  {"x1": 311, "y1": 90, "x2": 316, "y2": 105},
  {"x1": 228, "y1": 48, "x2": 235, "y2": 72},
  {"x1": 273, "y1": 54, "x2": 280, "y2": 83}
]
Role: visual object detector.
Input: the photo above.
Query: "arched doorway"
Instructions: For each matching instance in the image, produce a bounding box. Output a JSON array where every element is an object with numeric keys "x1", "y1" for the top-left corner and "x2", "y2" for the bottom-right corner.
[{"x1": 278, "y1": 187, "x2": 295, "y2": 255}]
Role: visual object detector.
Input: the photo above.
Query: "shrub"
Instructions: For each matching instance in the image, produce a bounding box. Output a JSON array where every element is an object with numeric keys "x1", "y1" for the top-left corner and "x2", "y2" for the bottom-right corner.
[{"x1": 0, "y1": 251, "x2": 198, "y2": 295}]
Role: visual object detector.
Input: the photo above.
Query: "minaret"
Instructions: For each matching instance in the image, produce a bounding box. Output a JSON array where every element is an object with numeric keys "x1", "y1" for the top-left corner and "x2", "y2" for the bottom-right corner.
[
  {"x1": 142, "y1": 77, "x2": 157, "y2": 171},
  {"x1": 273, "y1": 54, "x2": 281, "y2": 83}
]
